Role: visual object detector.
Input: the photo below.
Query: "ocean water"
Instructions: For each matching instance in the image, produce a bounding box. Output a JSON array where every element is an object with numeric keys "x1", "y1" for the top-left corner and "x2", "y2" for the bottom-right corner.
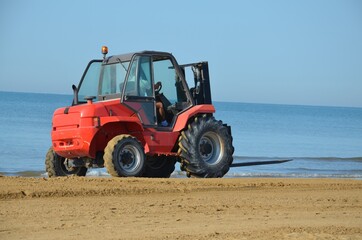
[{"x1": 0, "y1": 91, "x2": 361, "y2": 178}]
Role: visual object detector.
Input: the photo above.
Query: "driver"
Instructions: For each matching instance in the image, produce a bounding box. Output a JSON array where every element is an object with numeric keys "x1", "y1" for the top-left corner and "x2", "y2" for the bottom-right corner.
[{"x1": 139, "y1": 79, "x2": 167, "y2": 127}]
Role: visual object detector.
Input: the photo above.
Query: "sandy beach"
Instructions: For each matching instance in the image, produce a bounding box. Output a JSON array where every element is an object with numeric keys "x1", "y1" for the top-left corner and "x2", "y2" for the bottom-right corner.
[{"x1": 0, "y1": 176, "x2": 361, "y2": 239}]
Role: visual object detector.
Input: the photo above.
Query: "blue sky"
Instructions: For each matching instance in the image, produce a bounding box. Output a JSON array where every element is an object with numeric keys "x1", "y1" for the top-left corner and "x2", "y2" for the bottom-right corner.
[{"x1": 1, "y1": 0, "x2": 361, "y2": 107}]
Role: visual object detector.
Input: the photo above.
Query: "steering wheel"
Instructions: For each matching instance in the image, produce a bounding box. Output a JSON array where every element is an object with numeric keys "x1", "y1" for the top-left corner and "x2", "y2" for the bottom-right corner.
[{"x1": 155, "y1": 81, "x2": 162, "y2": 94}]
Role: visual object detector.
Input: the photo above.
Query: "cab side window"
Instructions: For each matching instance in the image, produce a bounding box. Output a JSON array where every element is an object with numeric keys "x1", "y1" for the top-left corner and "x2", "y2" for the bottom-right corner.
[{"x1": 153, "y1": 58, "x2": 186, "y2": 103}]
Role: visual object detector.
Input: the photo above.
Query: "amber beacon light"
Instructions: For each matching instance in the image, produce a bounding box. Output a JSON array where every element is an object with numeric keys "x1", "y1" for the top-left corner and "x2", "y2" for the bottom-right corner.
[{"x1": 102, "y1": 46, "x2": 108, "y2": 59}]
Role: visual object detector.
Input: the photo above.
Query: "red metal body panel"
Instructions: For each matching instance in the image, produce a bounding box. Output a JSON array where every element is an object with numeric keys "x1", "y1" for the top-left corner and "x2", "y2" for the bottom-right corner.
[
  {"x1": 52, "y1": 99, "x2": 141, "y2": 158},
  {"x1": 173, "y1": 104, "x2": 215, "y2": 131}
]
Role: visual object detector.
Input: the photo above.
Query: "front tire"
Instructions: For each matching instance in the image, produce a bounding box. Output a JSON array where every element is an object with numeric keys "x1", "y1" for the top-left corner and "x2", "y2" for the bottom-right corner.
[
  {"x1": 104, "y1": 135, "x2": 146, "y2": 177},
  {"x1": 45, "y1": 147, "x2": 87, "y2": 177},
  {"x1": 178, "y1": 115, "x2": 234, "y2": 178}
]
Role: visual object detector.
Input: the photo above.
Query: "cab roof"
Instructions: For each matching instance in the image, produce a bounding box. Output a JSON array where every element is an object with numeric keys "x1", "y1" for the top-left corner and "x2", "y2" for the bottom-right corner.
[{"x1": 104, "y1": 50, "x2": 173, "y2": 64}]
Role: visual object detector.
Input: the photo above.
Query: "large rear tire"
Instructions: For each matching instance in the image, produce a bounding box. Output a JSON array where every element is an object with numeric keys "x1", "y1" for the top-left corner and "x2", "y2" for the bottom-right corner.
[
  {"x1": 178, "y1": 115, "x2": 234, "y2": 178},
  {"x1": 142, "y1": 155, "x2": 176, "y2": 178},
  {"x1": 45, "y1": 147, "x2": 87, "y2": 177},
  {"x1": 104, "y1": 135, "x2": 146, "y2": 177}
]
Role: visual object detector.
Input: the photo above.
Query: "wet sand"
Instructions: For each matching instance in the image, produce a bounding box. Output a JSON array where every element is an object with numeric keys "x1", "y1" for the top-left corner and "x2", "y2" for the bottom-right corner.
[{"x1": 0, "y1": 177, "x2": 361, "y2": 239}]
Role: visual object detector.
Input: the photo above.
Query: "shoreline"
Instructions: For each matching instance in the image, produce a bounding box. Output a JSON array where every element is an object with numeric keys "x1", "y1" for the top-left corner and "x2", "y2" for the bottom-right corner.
[
  {"x1": 0, "y1": 177, "x2": 361, "y2": 239},
  {"x1": 2, "y1": 156, "x2": 362, "y2": 179},
  {"x1": 1, "y1": 170, "x2": 362, "y2": 179}
]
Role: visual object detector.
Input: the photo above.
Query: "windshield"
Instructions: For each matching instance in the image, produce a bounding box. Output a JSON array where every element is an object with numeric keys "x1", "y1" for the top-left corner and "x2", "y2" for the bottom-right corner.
[{"x1": 77, "y1": 60, "x2": 130, "y2": 103}]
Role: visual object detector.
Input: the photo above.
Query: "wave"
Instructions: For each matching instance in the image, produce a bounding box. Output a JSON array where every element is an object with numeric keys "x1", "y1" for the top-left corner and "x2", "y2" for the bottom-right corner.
[
  {"x1": 233, "y1": 156, "x2": 362, "y2": 162},
  {"x1": 0, "y1": 171, "x2": 45, "y2": 177}
]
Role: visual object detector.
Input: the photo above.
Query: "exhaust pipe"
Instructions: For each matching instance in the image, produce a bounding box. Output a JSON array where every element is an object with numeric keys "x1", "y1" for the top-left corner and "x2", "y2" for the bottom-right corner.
[{"x1": 72, "y1": 84, "x2": 78, "y2": 105}]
